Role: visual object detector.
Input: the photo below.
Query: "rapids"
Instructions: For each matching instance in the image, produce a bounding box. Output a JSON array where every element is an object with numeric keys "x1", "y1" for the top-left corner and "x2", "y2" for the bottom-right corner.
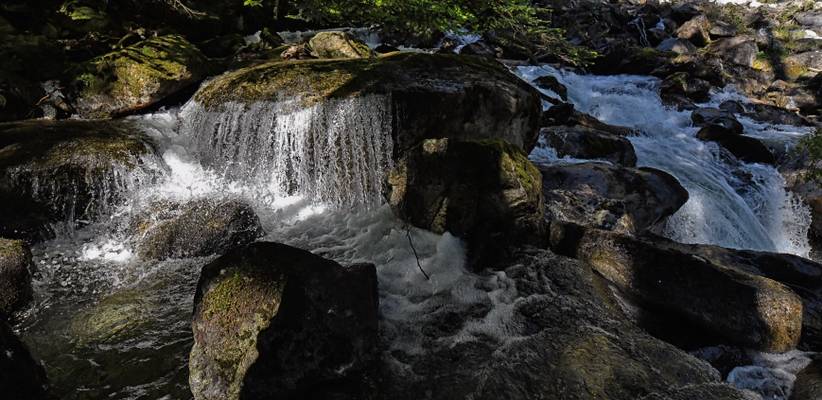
[{"x1": 12, "y1": 61, "x2": 817, "y2": 400}]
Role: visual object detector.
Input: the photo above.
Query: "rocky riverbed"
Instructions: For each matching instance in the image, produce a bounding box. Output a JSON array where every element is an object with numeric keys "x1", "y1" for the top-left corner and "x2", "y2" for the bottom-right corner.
[{"x1": 1, "y1": 0, "x2": 822, "y2": 399}]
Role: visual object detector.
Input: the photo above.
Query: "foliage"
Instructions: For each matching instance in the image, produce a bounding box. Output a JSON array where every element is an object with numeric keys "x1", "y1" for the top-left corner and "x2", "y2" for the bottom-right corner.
[{"x1": 797, "y1": 128, "x2": 822, "y2": 182}]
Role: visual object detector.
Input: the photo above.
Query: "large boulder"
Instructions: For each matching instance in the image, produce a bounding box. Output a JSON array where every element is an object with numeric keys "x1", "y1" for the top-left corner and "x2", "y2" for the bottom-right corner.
[
  {"x1": 132, "y1": 198, "x2": 264, "y2": 261},
  {"x1": 308, "y1": 31, "x2": 374, "y2": 59},
  {"x1": 0, "y1": 120, "x2": 165, "y2": 241},
  {"x1": 190, "y1": 242, "x2": 379, "y2": 400},
  {"x1": 72, "y1": 34, "x2": 211, "y2": 118},
  {"x1": 540, "y1": 126, "x2": 638, "y2": 166},
  {"x1": 657, "y1": 38, "x2": 698, "y2": 55},
  {"x1": 707, "y1": 36, "x2": 758, "y2": 68},
  {"x1": 378, "y1": 247, "x2": 748, "y2": 400},
  {"x1": 0, "y1": 238, "x2": 33, "y2": 318},
  {"x1": 385, "y1": 138, "x2": 545, "y2": 269},
  {"x1": 541, "y1": 163, "x2": 688, "y2": 235},
  {"x1": 784, "y1": 51, "x2": 822, "y2": 81},
  {"x1": 549, "y1": 223, "x2": 804, "y2": 353},
  {"x1": 660, "y1": 72, "x2": 712, "y2": 104},
  {"x1": 195, "y1": 52, "x2": 543, "y2": 155},
  {"x1": 692, "y1": 108, "x2": 745, "y2": 135},
  {"x1": 677, "y1": 15, "x2": 712, "y2": 47},
  {"x1": 696, "y1": 125, "x2": 775, "y2": 164},
  {"x1": 0, "y1": 320, "x2": 48, "y2": 399}
]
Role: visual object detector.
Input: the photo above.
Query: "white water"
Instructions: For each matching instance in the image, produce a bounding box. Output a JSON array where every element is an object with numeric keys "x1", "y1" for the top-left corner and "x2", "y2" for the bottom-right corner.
[{"x1": 517, "y1": 65, "x2": 814, "y2": 257}]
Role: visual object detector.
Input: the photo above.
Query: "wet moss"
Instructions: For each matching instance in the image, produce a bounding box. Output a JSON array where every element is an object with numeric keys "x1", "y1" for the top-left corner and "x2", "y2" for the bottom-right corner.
[{"x1": 195, "y1": 52, "x2": 520, "y2": 108}]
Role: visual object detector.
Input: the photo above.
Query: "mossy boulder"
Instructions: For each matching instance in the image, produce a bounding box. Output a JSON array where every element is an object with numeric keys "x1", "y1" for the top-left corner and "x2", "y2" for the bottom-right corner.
[
  {"x1": 0, "y1": 120, "x2": 165, "y2": 241},
  {"x1": 189, "y1": 242, "x2": 378, "y2": 400},
  {"x1": 132, "y1": 198, "x2": 264, "y2": 261},
  {"x1": 540, "y1": 162, "x2": 688, "y2": 235},
  {"x1": 69, "y1": 287, "x2": 153, "y2": 345},
  {"x1": 784, "y1": 51, "x2": 822, "y2": 81},
  {"x1": 308, "y1": 31, "x2": 374, "y2": 59},
  {"x1": 72, "y1": 34, "x2": 211, "y2": 118},
  {"x1": 550, "y1": 223, "x2": 804, "y2": 353},
  {"x1": 0, "y1": 238, "x2": 33, "y2": 319},
  {"x1": 385, "y1": 138, "x2": 545, "y2": 270},
  {"x1": 0, "y1": 320, "x2": 48, "y2": 399},
  {"x1": 195, "y1": 52, "x2": 542, "y2": 155}
]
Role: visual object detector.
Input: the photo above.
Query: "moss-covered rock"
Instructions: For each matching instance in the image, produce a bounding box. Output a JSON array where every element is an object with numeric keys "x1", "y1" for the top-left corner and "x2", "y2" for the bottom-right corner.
[
  {"x1": 0, "y1": 120, "x2": 165, "y2": 241},
  {"x1": 72, "y1": 34, "x2": 211, "y2": 118},
  {"x1": 0, "y1": 238, "x2": 33, "y2": 319},
  {"x1": 69, "y1": 287, "x2": 153, "y2": 345},
  {"x1": 0, "y1": 320, "x2": 48, "y2": 399},
  {"x1": 308, "y1": 31, "x2": 374, "y2": 59},
  {"x1": 132, "y1": 198, "x2": 264, "y2": 261},
  {"x1": 550, "y1": 222, "x2": 804, "y2": 353},
  {"x1": 195, "y1": 52, "x2": 542, "y2": 154},
  {"x1": 189, "y1": 242, "x2": 378, "y2": 400},
  {"x1": 385, "y1": 138, "x2": 545, "y2": 269}
]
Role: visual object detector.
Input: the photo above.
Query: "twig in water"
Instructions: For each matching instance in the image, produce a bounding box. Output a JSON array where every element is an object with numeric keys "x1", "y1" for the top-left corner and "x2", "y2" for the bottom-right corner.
[{"x1": 405, "y1": 225, "x2": 430, "y2": 280}]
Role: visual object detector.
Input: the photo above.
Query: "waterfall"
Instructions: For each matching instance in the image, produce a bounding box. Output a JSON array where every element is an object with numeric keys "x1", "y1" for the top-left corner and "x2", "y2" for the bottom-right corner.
[
  {"x1": 176, "y1": 95, "x2": 394, "y2": 209},
  {"x1": 516, "y1": 66, "x2": 814, "y2": 257}
]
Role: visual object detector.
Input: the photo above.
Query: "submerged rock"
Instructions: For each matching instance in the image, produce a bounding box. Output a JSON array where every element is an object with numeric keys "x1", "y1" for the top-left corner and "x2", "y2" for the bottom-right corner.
[
  {"x1": 0, "y1": 120, "x2": 164, "y2": 241},
  {"x1": 308, "y1": 31, "x2": 374, "y2": 59},
  {"x1": 72, "y1": 35, "x2": 211, "y2": 118},
  {"x1": 133, "y1": 198, "x2": 264, "y2": 261},
  {"x1": 550, "y1": 223, "x2": 804, "y2": 353},
  {"x1": 70, "y1": 287, "x2": 153, "y2": 345},
  {"x1": 541, "y1": 163, "x2": 688, "y2": 235},
  {"x1": 195, "y1": 52, "x2": 542, "y2": 154},
  {"x1": 0, "y1": 320, "x2": 48, "y2": 399},
  {"x1": 189, "y1": 242, "x2": 378, "y2": 400},
  {"x1": 692, "y1": 108, "x2": 745, "y2": 135},
  {"x1": 540, "y1": 125, "x2": 637, "y2": 166},
  {"x1": 378, "y1": 247, "x2": 747, "y2": 400},
  {"x1": 385, "y1": 138, "x2": 545, "y2": 269},
  {"x1": 0, "y1": 238, "x2": 33, "y2": 318}
]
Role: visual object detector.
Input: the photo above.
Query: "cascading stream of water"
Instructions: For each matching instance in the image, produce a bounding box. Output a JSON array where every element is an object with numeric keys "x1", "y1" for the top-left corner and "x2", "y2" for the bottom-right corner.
[{"x1": 517, "y1": 65, "x2": 814, "y2": 257}]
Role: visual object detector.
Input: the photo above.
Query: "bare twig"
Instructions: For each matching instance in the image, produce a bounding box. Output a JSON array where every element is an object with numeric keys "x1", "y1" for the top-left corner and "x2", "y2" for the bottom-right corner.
[{"x1": 405, "y1": 225, "x2": 430, "y2": 280}]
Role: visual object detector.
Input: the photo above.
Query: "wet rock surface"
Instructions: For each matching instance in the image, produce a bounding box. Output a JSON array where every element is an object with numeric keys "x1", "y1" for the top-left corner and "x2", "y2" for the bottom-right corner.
[
  {"x1": 541, "y1": 163, "x2": 688, "y2": 235},
  {"x1": 0, "y1": 238, "x2": 33, "y2": 318},
  {"x1": 0, "y1": 320, "x2": 48, "y2": 399},
  {"x1": 189, "y1": 242, "x2": 379, "y2": 400},
  {"x1": 540, "y1": 126, "x2": 638, "y2": 166}
]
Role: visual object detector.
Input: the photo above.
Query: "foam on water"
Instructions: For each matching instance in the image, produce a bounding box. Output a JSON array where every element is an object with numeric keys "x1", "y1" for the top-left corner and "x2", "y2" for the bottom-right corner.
[{"x1": 516, "y1": 65, "x2": 814, "y2": 257}]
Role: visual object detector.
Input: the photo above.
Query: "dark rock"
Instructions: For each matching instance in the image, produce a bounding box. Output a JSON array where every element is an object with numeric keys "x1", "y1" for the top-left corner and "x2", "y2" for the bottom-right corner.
[
  {"x1": 719, "y1": 100, "x2": 747, "y2": 115},
  {"x1": 0, "y1": 120, "x2": 165, "y2": 241},
  {"x1": 0, "y1": 238, "x2": 32, "y2": 319},
  {"x1": 638, "y1": 383, "x2": 752, "y2": 400},
  {"x1": 795, "y1": 11, "x2": 822, "y2": 29},
  {"x1": 696, "y1": 125, "x2": 776, "y2": 164},
  {"x1": 541, "y1": 126, "x2": 637, "y2": 166},
  {"x1": 280, "y1": 43, "x2": 313, "y2": 60},
  {"x1": 549, "y1": 223, "x2": 804, "y2": 352},
  {"x1": 541, "y1": 163, "x2": 687, "y2": 235},
  {"x1": 0, "y1": 320, "x2": 48, "y2": 399},
  {"x1": 708, "y1": 36, "x2": 758, "y2": 68},
  {"x1": 533, "y1": 75, "x2": 568, "y2": 101},
  {"x1": 661, "y1": 72, "x2": 712, "y2": 103},
  {"x1": 189, "y1": 242, "x2": 379, "y2": 400},
  {"x1": 0, "y1": 71, "x2": 44, "y2": 122},
  {"x1": 657, "y1": 38, "x2": 698, "y2": 55},
  {"x1": 374, "y1": 44, "x2": 399, "y2": 54},
  {"x1": 379, "y1": 247, "x2": 747, "y2": 400},
  {"x1": 308, "y1": 31, "x2": 374, "y2": 59},
  {"x1": 744, "y1": 103, "x2": 811, "y2": 127},
  {"x1": 71, "y1": 35, "x2": 212, "y2": 118},
  {"x1": 385, "y1": 138, "x2": 545, "y2": 269},
  {"x1": 459, "y1": 41, "x2": 498, "y2": 58},
  {"x1": 709, "y1": 21, "x2": 739, "y2": 39},
  {"x1": 132, "y1": 198, "x2": 264, "y2": 261},
  {"x1": 591, "y1": 45, "x2": 673, "y2": 75},
  {"x1": 677, "y1": 15, "x2": 712, "y2": 47},
  {"x1": 792, "y1": 358, "x2": 822, "y2": 400},
  {"x1": 691, "y1": 345, "x2": 753, "y2": 379},
  {"x1": 692, "y1": 108, "x2": 745, "y2": 135},
  {"x1": 196, "y1": 53, "x2": 543, "y2": 155}
]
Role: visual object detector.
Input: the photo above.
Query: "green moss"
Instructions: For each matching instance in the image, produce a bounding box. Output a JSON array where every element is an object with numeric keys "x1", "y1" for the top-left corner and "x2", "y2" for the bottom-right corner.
[{"x1": 195, "y1": 52, "x2": 520, "y2": 108}]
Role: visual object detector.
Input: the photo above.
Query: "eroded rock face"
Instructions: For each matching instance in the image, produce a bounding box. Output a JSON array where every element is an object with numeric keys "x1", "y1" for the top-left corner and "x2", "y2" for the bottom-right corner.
[
  {"x1": 0, "y1": 120, "x2": 165, "y2": 241},
  {"x1": 540, "y1": 126, "x2": 637, "y2": 166},
  {"x1": 72, "y1": 34, "x2": 211, "y2": 118},
  {"x1": 541, "y1": 163, "x2": 688, "y2": 235},
  {"x1": 385, "y1": 138, "x2": 545, "y2": 269},
  {"x1": 549, "y1": 223, "x2": 804, "y2": 353},
  {"x1": 0, "y1": 320, "x2": 48, "y2": 399},
  {"x1": 132, "y1": 198, "x2": 264, "y2": 261},
  {"x1": 195, "y1": 53, "x2": 543, "y2": 155},
  {"x1": 189, "y1": 242, "x2": 378, "y2": 400},
  {"x1": 0, "y1": 238, "x2": 33, "y2": 318},
  {"x1": 308, "y1": 31, "x2": 374, "y2": 59},
  {"x1": 377, "y1": 248, "x2": 747, "y2": 400}
]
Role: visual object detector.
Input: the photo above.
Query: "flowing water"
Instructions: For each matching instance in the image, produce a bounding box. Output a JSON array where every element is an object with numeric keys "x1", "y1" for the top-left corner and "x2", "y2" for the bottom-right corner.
[{"x1": 12, "y1": 62, "x2": 818, "y2": 399}]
